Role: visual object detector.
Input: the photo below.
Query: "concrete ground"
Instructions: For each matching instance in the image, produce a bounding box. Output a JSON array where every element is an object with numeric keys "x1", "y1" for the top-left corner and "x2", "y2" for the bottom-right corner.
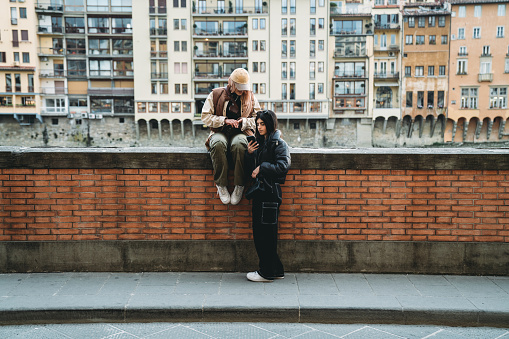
[
  {"x1": 1, "y1": 322, "x2": 508, "y2": 338},
  {"x1": 0, "y1": 272, "x2": 508, "y2": 328}
]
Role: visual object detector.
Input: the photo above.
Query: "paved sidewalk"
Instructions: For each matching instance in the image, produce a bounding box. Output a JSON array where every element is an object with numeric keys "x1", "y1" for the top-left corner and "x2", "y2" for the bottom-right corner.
[{"x1": 0, "y1": 273, "x2": 508, "y2": 327}]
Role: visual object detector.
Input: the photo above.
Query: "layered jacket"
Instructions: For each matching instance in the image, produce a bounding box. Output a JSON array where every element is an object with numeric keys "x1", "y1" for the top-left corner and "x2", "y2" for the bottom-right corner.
[
  {"x1": 201, "y1": 87, "x2": 261, "y2": 148},
  {"x1": 245, "y1": 130, "x2": 291, "y2": 186}
]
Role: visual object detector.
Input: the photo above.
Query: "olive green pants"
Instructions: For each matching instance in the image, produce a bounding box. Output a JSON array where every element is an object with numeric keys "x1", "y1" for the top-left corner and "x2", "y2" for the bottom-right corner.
[{"x1": 209, "y1": 132, "x2": 248, "y2": 187}]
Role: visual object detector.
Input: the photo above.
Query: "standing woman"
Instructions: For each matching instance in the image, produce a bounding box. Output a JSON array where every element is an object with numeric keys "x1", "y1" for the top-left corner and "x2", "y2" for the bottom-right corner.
[{"x1": 245, "y1": 110, "x2": 291, "y2": 282}]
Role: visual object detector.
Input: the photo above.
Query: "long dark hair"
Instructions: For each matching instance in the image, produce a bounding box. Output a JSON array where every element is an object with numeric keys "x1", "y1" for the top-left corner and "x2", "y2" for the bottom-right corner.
[{"x1": 255, "y1": 110, "x2": 278, "y2": 143}]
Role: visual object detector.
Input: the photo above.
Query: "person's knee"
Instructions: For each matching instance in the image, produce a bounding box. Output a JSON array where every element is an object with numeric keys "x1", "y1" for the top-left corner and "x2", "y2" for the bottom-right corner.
[
  {"x1": 231, "y1": 135, "x2": 247, "y2": 153},
  {"x1": 210, "y1": 136, "x2": 227, "y2": 152}
]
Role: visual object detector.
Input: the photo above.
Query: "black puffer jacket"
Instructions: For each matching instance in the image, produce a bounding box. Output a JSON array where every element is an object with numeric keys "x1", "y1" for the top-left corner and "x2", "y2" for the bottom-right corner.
[{"x1": 246, "y1": 130, "x2": 291, "y2": 185}]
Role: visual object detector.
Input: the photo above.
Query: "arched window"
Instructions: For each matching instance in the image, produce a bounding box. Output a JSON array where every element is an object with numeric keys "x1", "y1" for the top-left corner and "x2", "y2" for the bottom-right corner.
[{"x1": 376, "y1": 86, "x2": 392, "y2": 108}]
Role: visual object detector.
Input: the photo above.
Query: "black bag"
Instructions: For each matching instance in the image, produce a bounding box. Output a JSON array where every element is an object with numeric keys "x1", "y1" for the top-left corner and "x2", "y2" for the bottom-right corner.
[{"x1": 261, "y1": 202, "x2": 279, "y2": 225}]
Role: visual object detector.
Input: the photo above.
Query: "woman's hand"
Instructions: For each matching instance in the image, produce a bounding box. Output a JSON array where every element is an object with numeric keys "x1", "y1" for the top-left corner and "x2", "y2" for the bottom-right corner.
[
  {"x1": 251, "y1": 166, "x2": 260, "y2": 178},
  {"x1": 225, "y1": 119, "x2": 239, "y2": 128},
  {"x1": 247, "y1": 140, "x2": 259, "y2": 154}
]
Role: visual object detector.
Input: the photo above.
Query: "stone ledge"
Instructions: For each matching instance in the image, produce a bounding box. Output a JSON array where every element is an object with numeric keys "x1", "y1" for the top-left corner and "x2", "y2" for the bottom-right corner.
[
  {"x1": 1, "y1": 240, "x2": 507, "y2": 275},
  {"x1": 1, "y1": 147, "x2": 509, "y2": 170}
]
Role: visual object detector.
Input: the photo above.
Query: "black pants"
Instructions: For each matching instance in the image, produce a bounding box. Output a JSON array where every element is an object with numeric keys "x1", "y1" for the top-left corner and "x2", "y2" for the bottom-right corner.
[{"x1": 252, "y1": 199, "x2": 284, "y2": 279}]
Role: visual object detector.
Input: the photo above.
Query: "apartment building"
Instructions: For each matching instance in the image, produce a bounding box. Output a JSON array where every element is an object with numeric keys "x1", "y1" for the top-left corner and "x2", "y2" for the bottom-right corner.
[
  {"x1": 1, "y1": 0, "x2": 39, "y2": 125},
  {"x1": 372, "y1": 0, "x2": 401, "y2": 122},
  {"x1": 401, "y1": 1, "x2": 450, "y2": 135},
  {"x1": 447, "y1": 0, "x2": 509, "y2": 142}
]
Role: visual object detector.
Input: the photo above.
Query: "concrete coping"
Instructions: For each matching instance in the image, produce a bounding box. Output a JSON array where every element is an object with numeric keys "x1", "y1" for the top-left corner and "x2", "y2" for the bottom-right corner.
[{"x1": 1, "y1": 146, "x2": 509, "y2": 170}]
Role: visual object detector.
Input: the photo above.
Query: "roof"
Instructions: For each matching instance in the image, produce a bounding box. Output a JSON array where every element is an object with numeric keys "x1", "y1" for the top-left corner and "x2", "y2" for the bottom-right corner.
[{"x1": 449, "y1": 0, "x2": 509, "y2": 4}]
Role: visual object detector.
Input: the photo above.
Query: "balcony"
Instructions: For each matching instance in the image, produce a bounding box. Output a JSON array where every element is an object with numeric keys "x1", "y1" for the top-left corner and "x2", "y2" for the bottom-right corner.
[
  {"x1": 374, "y1": 23, "x2": 400, "y2": 30},
  {"x1": 194, "y1": 52, "x2": 247, "y2": 59},
  {"x1": 331, "y1": 29, "x2": 363, "y2": 36},
  {"x1": 87, "y1": 88, "x2": 134, "y2": 96},
  {"x1": 193, "y1": 29, "x2": 247, "y2": 37},
  {"x1": 334, "y1": 71, "x2": 366, "y2": 78},
  {"x1": 458, "y1": 52, "x2": 468, "y2": 57},
  {"x1": 150, "y1": 51, "x2": 168, "y2": 58},
  {"x1": 194, "y1": 72, "x2": 228, "y2": 80},
  {"x1": 478, "y1": 73, "x2": 493, "y2": 82},
  {"x1": 37, "y1": 25, "x2": 64, "y2": 34},
  {"x1": 150, "y1": 72, "x2": 168, "y2": 80},
  {"x1": 334, "y1": 50, "x2": 367, "y2": 58},
  {"x1": 192, "y1": 5, "x2": 268, "y2": 15},
  {"x1": 39, "y1": 70, "x2": 67, "y2": 78},
  {"x1": 149, "y1": 28, "x2": 167, "y2": 36},
  {"x1": 40, "y1": 87, "x2": 67, "y2": 95},
  {"x1": 35, "y1": 2, "x2": 64, "y2": 13},
  {"x1": 374, "y1": 72, "x2": 399, "y2": 80},
  {"x1": 38, "y1": 47, "x2": 65, "y2": 56}
]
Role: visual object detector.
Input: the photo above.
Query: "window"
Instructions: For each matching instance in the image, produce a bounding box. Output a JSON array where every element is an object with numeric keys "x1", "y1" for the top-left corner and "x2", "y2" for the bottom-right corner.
[
  {"x1": 318, "y1": 83, "x2": 323, "y2": 94},
  {"x1": 260, "y1": 40, "x2": 266, "y2": 51},
  {"x1": 428, "y1": 66, "x2": 434, "y2": 76},
  {"x1": 0, "y1": 52, "x2": 6, "y2": 63},
  {"x1": 427, "y1": 91, "x2": 434, "y2": 108},
  {"x1": 252, "y1": 83, "x2": 258, "y2": 93},
  {"x1": 252, "y1": 40, "x2": 258, "y2": 51},
  {"x1": 282, "y1": 0, "x2": 287, "y2": 13},
  {"x1": 67, "y1": 60, "x2": 86, "y2": 76},
  {"x1": 415, "y1": 66, "x2": 424, "y2": 77},
  {"x1": 489, "y1": 87, "x2": 507, "y2": 108},
  {"x1": 309, "y1": 62, "x2": 315, "y2": 79},
  {"x1": 319, "y1": 18, "x2": 324, "y2": 29},
  {"x1": 89, "y1": 39, "x2": 109, "y2": 55},
  {"x1": 441, "y1": 35, "x2": 448, "y2": 44},
  {"x1": 174, "y1": 41, "x2": 180, "y2": 51},
  {"x1": 282, "y1": 41, "x2": 287, "y2": 57},
  {"x1": 437, "y1": 16, "x2": 445, "y2": 27},
  {"x1": 290, "y1": 40, "x2": 296, "y2": 57},
  {"x1": 429, "y1": 35, "x2": 436, "y2": 45},
  {"x1": 405, "y1": 66, "x2": 411, "y2": 77},
  {"x1": 458, "y1": 6, "x2": 466, "y2": 17},
  {"x1": 160, "y1": 82, "x2": 168, "y2": 94},
  {"x1": 437, "y1": 91, "x2": 444, "y2": 108},
  {"x1": 406, "y1": 92, "x2": 413, "y2": 108},
  {"x1": 181, "y1": 19, "x2": 187, "y2": 30},
  {"x1": 19, "y1": 7, "x2": 27, "y2": 19},
  {"x1": 310, "y1": 40, "x2": 315, "y2": 57},
  {"x1": 318, "y1": 62, "x2": 324, "y2": 72},
  {"x1": 22, "y1": 52, "x2": 29, "y2": 63},
  {"x1": 417, "y1": 91, "x2": 424, "y2": 108},
  {"x1": 282, "y1": 83, "x2": 287, "y2": 99},
  {"x1": 281, "y1": 19, "x2": 287, "y2": 36},
  {"x1": 173, "y1": 19, "x2": 179, "y2": 30},
  {"x1": 497, "y1": 26, "x2": 505, "y2": 38},
  {"x1": 174, "y1": 62, "x2": 180, "y2": 74},
  {"x1": 458, "y1": 60, "x2": 467, "y2": 74},
  {"x1": 290, "y1": 0, "x2": 296, "y2": 14},
  {"x1": 499, "y1": 4, "x2": 506, "y2": 16},
  {"x1": 309, "y1": 83, "x2": 315, "y2": 100},
  {"x1": 480, "y1": 61, "x2": 491, "y2": 75},
  {"x1": 405, "y1": 35, "x2": 413, "y2": 45},
  {"x1": 408, "y1": 17, "x2": 414, "y2": 27},
  {"x1": 474, "y1": 5, "x2": 481, "y2": 17},
  {"x1": 138, "y1": 102, "x2": 146, "y2": 113},
  {"x1": 318, "y1": 40, "x2": 324, "y2": 51},
  {"x1": 260, "y1": 62, "x2": 266, "y2": 72},
  {"x1": 418, "y1": 17, "x2": 425, "y2": 28},
  {"x1": 172, "y1": 102, "x2": 180, "y2": 112},
  {"x1": 482, "y1": 45, "x2": 490, "y2": 56},
  {"x1": 21, "y1": 30, "x2": 28, "y2": 41},
  {"x1": 506, "y1": 58, "x2": 509, "y2": 73},
  {"x1": 282, "y1": 62, "x2": 287, "y2": 79},
  {"x1": 89, "y1": 60, "x2": 111, "y2": 76},
  {"x1": 473, "y1": 27, "x2": 481, "y2": 39},
  {"x1": 439, "y1": 65, "x2": 446, "y2": 76},
  {"x1": 252, "y1": 19, "x2": 258, "y2": 30},
  {"x1": 14, "y1": 52, "x2": 19, "y2": 62},
  {"x1": 461, "y1": 88, "x2": 478, "y2": 109},
  {"x1": 458, "y1": 28, "x2": 465, "y2": 40},
  {"x1": 182, "y1": 84, "x2": 188, "y2": 94},
  {"x1": 416, "y1": 35, "x2": 425, "y2": 45},
  {"x1": 252, "y1": 62, "x2": 258, "y2": 72},
  {"x1": 310, "y1": 0, "x2": 316, "y2": 13},
  {"x1": 260, "y1": 18, "x2": 266, "y2": 29},
  {"x1": 181, "y1": 41, "x2": 187, "y2": 52},
  {"x1": 428, "y1": 16, "x2": 435, "y2": 27},
  {"x1": 290, "y1": 19, "x2": 296, "y2": 36},
  {"x1": 290, "y1": 62, "x2": 296, "y2": 79}
]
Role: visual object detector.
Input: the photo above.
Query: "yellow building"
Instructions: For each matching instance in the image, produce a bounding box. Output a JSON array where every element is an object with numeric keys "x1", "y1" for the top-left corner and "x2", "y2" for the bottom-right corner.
[
  {"x1": 0, "y1": 0, "x2": 40, "y2": 125},
  {"x1": 446, "y1": 0, "x2": 509, "y2": 142}
]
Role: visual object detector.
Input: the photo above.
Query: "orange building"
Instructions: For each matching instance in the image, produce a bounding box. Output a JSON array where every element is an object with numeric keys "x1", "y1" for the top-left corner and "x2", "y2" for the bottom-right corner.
[
  {"x1": 402, "y1": 2, "x2": 450, "y2": 136},
  {"x1": 446, "y1": 0, "x2": 509, "y2": 142}
]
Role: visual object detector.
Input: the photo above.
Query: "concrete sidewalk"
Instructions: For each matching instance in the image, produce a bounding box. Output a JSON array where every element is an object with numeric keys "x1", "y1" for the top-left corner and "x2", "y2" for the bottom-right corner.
[{"x1": 0, "y1": 272, "x2": 508, "y2": 327}]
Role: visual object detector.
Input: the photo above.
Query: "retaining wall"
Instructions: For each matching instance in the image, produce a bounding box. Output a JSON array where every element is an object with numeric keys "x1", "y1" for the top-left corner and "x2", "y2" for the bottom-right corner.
[{"x1": 1, "y1": 147, "x2": 508, "y2": 274}]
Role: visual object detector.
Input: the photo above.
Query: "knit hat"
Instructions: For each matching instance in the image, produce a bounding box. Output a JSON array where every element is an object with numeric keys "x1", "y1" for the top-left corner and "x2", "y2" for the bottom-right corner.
[{"x1": 230, "y1": 68, "x2": 250, "y2": 91}]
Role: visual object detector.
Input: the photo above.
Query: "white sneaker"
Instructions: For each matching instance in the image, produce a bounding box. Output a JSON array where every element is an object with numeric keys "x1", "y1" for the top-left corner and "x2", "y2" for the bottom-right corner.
[
  {"x1": 216, "y1": 185, "x2": 230, "y2": 204},
  {"x1": 230, "y1": 185, "x2": 244, "y2": 205},
  {"x1": 247, "y1": 271, "x2": 273, "y2": 282}
]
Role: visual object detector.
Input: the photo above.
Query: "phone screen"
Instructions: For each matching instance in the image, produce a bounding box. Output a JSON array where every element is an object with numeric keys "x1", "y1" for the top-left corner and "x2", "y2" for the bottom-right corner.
[{"x1": 247, "y1": 136, "x2": 256, "y2": 143}]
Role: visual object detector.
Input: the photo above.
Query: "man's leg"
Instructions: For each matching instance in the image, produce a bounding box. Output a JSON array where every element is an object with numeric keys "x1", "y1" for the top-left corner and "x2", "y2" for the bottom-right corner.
[{"x1": 209, "y1": 133, "x2": 229, "y2": 187}]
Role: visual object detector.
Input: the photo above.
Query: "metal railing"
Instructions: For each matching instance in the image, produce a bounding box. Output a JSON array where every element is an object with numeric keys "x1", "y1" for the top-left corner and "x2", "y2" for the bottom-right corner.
[
  {"x1": 374, "y1": 72, "x2": 399, "y2": 79},
  {"x1": 192, "y1": 6, "x2": 268, "y2": 14}
]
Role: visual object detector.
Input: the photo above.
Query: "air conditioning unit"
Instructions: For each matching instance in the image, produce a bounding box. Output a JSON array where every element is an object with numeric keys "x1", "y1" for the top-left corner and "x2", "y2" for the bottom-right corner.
[
  {"x1": 96, "y1": 114, "x2": 103, "y2": 119},
  {"x1": 451, "y1": 34, "x2": 456, "y2": 40},
  {"x1": 388, "y1": 52, "x2": 395, "y2": 57},
  {"x1": 81, "y1": 112, "x2": 88, "y2": 118},
  {"x1": 38, "y1": 15, "x2": 45, "y2": 20},
  {"x1": 89, "y1": 114, "x2": 96, "y2": 119},
  {"x1": 41, "y1": 57, "x2": 49, "y2": 61},
  {"x1": 13, "y1": 61, "x2": 20, "y2": 66}
]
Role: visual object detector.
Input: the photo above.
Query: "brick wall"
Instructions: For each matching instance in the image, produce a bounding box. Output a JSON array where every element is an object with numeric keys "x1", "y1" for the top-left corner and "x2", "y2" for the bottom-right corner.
[{"x1": 2, "y1": 166, "x2": 508, "y2": 243}]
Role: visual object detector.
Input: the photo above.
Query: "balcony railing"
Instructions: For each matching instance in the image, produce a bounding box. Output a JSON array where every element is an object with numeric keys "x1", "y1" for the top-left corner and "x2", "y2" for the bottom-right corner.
[
  {"x1": 37, "y1": 25, "x2": 64, "y2": 34},
  {"x1": 39, "y1": 70, "x2": 67, "y2": 78},
  {"x1": 151, "y1": 72, "x2": 168, "y2": 79},
  {"x1": 374, "y1": 72, "x2": 399, "y2": 79},
  {"x1": 149, "y1": 28, "x2": 167, "y2": 36},
  {"x1": 193, "y1": 29, "x2": 247, "y2": 36},
  {"x1": 87, "y1": 88, "x2": 134, "y2": 96},
  {"x1": 35, "y1": 2, "x2": 64, "y2": 12},
  {"x1": 192, "y1": 6, "x2": 268, "y2": 15},
  {"x1": 38, "y1": 47, "x2": 65, "y2": 55},
  {"x1": 40, "y1": 87, "x2": 68, "y2": 95},
  {"x1": 149, "y1": 6, "x2": 167, "y2": 14},
  {"x1": 150, "y1": 51, "x2": 168, "y2": 58},
  {"x1": 458, "y1": 52, "x2": 468, "y2": 56},
  {"x1": 334, "y1": 71, "x2": 366, "y2": 78},
  {"x1": 374, "y1": 23, "x2": 400, "y2": 30},
  {"x1": 65, "y1": 27, "x2": 86, "y2": 34},
  {"x1": 194, "y1": 52, "x2": 247, "y2": 58},
  {"x1": 478, "y1": 73, "x2": 493, "y2": 82},
  {"x1": 331, "y1": 29, "x2": 362, "y2": 35},
  {"x1": 194, "y1": 72, "x2": 228, "y2": 79},
  {"x1": 334, "y1": 50, "x2": 367, "y2": 58}
]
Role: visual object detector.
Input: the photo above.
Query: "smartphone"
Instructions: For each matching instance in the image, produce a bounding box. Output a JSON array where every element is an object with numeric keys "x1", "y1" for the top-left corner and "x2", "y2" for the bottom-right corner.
[{"x1": 247, "y1": 135, "x2": 256, "y2": 144}]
